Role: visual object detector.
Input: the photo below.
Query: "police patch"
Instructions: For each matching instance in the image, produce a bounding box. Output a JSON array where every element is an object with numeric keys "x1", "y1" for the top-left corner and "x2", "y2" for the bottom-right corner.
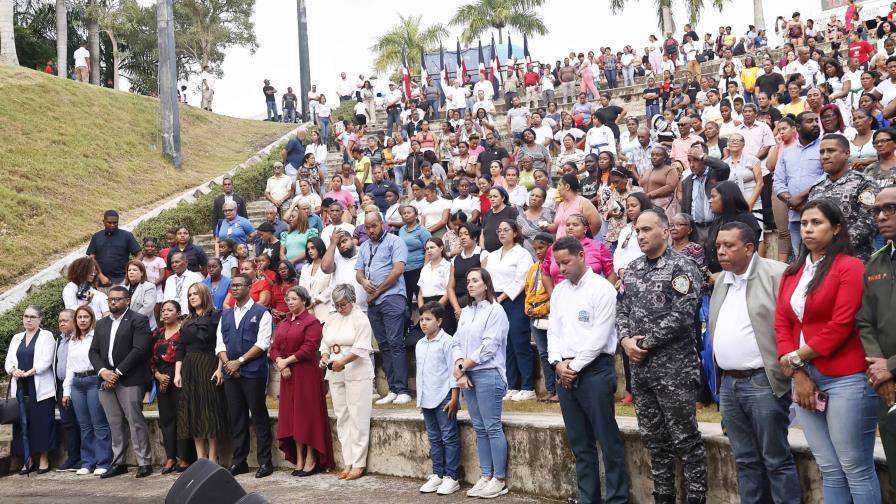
[
  {"x1": 672, "y1": 275, "x2": 691, "y2": 294},
  {"x1": 858, "y1": 190, "x2": 875, "y2": 206}
]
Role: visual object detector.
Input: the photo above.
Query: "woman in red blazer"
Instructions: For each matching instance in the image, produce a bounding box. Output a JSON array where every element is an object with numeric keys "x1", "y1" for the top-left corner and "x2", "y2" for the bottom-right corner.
[{"x1": 774, "y1": 199, "x2": 881, "y2": 503}]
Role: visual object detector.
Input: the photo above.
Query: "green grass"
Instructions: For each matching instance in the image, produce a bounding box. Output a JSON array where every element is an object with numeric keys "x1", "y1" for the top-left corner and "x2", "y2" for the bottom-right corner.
[{"x1": 0, "y1": 65, "x2": 293, "y2": 290}]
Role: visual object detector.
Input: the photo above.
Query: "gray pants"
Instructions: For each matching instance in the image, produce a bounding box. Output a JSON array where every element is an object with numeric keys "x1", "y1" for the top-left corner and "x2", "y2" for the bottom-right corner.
[{"x1": 98, "y1": 383, "x2": 152, "y2": 467}]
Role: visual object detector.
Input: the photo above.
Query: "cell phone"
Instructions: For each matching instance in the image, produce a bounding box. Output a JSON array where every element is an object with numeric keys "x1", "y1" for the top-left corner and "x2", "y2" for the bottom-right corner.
[{"x1": 815, "y1": 391, "x2": 828, "y2": 412}]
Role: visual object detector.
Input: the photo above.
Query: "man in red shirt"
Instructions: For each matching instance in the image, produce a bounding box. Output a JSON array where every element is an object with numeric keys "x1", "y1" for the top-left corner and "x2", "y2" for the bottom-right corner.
[
  {"x1": 889, "y1": 2, "x2": 896, "y2": 22},
  {"x1": 523, "y1": 63, "x2": 540, "y2": 109},
  {"x1": 848, "y1": 31, "x2": 874, "y2": 68}
]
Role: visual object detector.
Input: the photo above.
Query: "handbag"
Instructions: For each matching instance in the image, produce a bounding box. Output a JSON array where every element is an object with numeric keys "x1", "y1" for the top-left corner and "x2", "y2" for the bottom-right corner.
[{"x1": 0, "y1": 379, "x2": 20, "y2": 425}]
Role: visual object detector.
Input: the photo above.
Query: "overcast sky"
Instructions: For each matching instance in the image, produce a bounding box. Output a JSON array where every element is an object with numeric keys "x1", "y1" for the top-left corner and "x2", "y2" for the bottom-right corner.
[{"x1": 193, "y1": 0, "x2": 870, "y2": 119}]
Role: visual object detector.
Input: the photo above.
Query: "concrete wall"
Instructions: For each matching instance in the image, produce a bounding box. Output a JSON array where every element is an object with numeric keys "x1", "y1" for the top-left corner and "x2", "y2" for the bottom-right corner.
[{"x1": 7, "y1": 408, "x2": 890, "y2": 503}]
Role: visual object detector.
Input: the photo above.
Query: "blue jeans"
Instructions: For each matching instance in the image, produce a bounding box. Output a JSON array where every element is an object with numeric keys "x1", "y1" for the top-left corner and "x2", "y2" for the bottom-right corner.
[
  {"x1": 744, "y1": 91, "x2": 755, "y2": 104},
  {"x1": 557, "y1": 354, "x2": 629, "y2": 504},
  {"x1": 427, "y1": 98, "x2": 439, "y2": 121},
  {"x1": 788, "y1": 221, "x2": 802, "y2": 257},
  {"x1": 501, "y1": 295, "x2": 534, "y2": 391},
  {"x1": 604, "y1": 69, "x2": 617, "y2": 89},
  {"x1": 796, "y1": 364, "x2": 881, "y2": 504},
  {"x1": 385, "y1": 107, "x2": 401, "y2": 134},
  {"x1": 531, "y1": 324, "x2": 555, "y2": 395},
  {"x1": 70, "y1": 375, "x2": 112, "y2": 471},
  {"x1": 422, "y1": 394, "x2": 460, "y2": 479},
  {"x1": 393, "y1": 163, "x2": 405, "y2": 191},
  {"x1": 319, "y1": 117, "x2": 330, "y2": 144},
  {"x1": 622, "y1": 66, "x2": 635, "y2": 87},
  {"x1": 283, "y1": 108, "x2": 296, "y2": 123},
  {"x1": 368, "y1": 294, "x2": 410, "y2": 395},
  {"x1": 720, "y1": 372, "x2": 801, "y2": 504},
  {"x1": 57, "y1": 380, "x2": 81, "y2": 464},
  {"x1": 462, "y1": 368, "x2": 508, "y2": 479},
  {"x1": 266, "y1": 100, "x2": 278, "y2": 121},
  {"x1": 645, "y1": 103, "x2": 660, "y2": 119}
]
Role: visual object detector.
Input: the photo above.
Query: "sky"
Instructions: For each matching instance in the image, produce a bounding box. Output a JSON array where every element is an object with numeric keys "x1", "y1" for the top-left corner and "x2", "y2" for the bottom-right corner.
[{"x1": 186, "y1": 0, "x2": 885, "y2": 119}]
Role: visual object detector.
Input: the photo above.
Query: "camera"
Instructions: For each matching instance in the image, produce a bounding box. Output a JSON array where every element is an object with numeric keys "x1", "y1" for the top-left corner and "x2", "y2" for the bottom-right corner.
[{"x1": 76, "y1": 282, "x2": 91, "y2": 301}]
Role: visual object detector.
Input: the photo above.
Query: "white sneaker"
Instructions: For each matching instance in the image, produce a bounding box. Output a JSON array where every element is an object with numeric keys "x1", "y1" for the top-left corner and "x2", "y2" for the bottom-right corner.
[
  {"x1": 419, "y1": 474, "x2": 443, "y2": 493},
  {"x1": 393, "y1": 393, "x2": 413, "y2": 405},
  {"x1": 511, "y1": 390, "x2": 536, "y2": 401},
  {"x1": 436, "y1": 476, "x2": 460, "y2": 495},
  {"x1": 479, "y1": 478, "x2": 508, "y2": 498},
  {"x1": 76, "y1": 468, "x2": 91, "y2": 475},
  {"x1": 466, "y1": 477, "x2": 491, "y2": 497},
  {"x1": 93, "y1": 468, "x2": 108, "y2": 476},
  {"x1": 502, "y1": 390, "x2": 519, "y2": 401},
  {"x1": 375, "y1": 392, "x2": 397, "y2": 405}
]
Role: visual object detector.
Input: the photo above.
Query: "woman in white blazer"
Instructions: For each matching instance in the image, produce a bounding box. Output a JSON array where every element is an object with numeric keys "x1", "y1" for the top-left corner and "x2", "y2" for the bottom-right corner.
[
  {"x1": 125, "y1": 260, "x2": 158, "y2": 330},
  {"x1": 4, "y1": 305, "x2": 58, "y2": 474}
]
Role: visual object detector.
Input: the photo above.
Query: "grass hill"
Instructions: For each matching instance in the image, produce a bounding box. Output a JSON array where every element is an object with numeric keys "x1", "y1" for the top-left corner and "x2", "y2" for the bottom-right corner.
[{"x1": 0, "y1": 65, "x2": 293, "y2": 290}]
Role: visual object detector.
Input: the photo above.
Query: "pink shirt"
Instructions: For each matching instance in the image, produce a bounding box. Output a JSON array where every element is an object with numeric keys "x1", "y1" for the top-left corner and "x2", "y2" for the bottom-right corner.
[
  {"x1": 553, "y1": 195, "x2": 585, "y2": 239},
  {"x1": 541, "y1": 237, "x2": 614, "y2": 284},
  {"x1": 671, "y1": 134, "x2": 701, "y2": 166},
  {"x1": 324, "y1": 190, "x2": 356, "y2": 212}
]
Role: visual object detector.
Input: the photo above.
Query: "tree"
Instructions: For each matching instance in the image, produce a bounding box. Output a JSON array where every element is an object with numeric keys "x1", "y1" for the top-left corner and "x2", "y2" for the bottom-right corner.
[
  {"x1": 55, "y1": 0, "x2": 65, "y2": 76},
  {"x1": 86, "y1": 0, "x2": 137, "y2": 90},
  {"x1": 752, "y1": 0, "x2": 765, "y2": 31},
  {"x1": 175, "y1": 0, "x2": 257, "y2": 75},
  {"x1": 87, "y1": 0, "x2": 99, "y2": 83},
  {"x1": 0, "y1": 0, "x2": 18, "y2": 64},
  {"x1": 449, "y1": 0, "x2": 547, "y2": 45},
  {"x1": 370, "y1": 14, "x2": 447, "y2": 74},
  {"x1": 609, "y1": 0, "x2": 728, "y2": 36}
]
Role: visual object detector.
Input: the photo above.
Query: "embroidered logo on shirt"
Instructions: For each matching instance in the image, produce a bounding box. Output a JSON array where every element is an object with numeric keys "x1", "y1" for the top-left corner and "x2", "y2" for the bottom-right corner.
[
  {"x1": 577, "y1": 310, "x2": 590, "y2": 323},
  {"x1": 672, "y1": 275, "x2": 691, "y2": 294},
  {"x1": 858, "y1": 190, "x2": 875, "y2": 207},
  {"x1": 250, "y1": 316, "x2": 257, "y2": 323}
]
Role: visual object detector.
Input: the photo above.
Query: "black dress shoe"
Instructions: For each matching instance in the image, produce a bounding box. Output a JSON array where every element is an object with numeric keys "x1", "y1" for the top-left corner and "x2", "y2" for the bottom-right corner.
[
  {"x1": 161, "y1": 465, "x2": 177, "y2": 475},
  {"x1": 135, "y1": 465, "x2": 153, "y2": 478},
  {"x1": 291, "y1": 469, "x2": 306, "y2": 477},
  {"x1": 254, "y1": 464, "x2": 273, "y2": 478},
  {"x1": 298, "y1": 465, "x2": 319, "y2": 477},
  {"x1": 36, "y1": 467, "x2": 51, "y2": 474},
  {"x1": 175, "y1": 464, "x2": 190, "y2": 473},
  {"x1": 228, "y1": 462, "x2": 249, "y2": 476},
  {"x1": 100, "y1": 464, "x2": 128, "y2": 479}
]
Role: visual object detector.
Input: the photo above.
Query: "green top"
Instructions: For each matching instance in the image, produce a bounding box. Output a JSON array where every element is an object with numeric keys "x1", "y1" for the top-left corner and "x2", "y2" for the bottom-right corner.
[
  {"x1": 857, "y1": 241, "x2": 896, "y2": 372},
  {"x1": 280, "y1": 228, "x2": 319, "y2": 263}
]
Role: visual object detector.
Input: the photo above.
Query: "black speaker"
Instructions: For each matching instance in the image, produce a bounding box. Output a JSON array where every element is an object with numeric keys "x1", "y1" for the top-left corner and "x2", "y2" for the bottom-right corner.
[
  {"x1": 165, "y1": 458, "x2": 247, "y2": 504},
  {"x1": 235, "y1": 493, "x2": 270, "y2": 504}
]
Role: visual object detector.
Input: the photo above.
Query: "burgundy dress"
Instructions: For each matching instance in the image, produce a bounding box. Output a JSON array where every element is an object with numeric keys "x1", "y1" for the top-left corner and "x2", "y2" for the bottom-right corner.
[{"x1": 270, "y1": 310, "x2": 334, "y2": 467}]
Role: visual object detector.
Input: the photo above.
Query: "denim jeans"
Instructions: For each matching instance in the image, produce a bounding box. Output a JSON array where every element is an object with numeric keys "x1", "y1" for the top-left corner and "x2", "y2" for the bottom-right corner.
[
  {"x1": 70, "y1": 375, "x2": 112, "y2": 471},
  {"x1": 319, "y1": 117, "x2": 330, "y2": 144},
  {"x1": 645, "y1": 104, "x2": 660, "y2": 120},
  {"x1": 393, "y1": 163, "x2": 406, "y2": 192},
  {"x1": 557, "y1": 354, "x2": 629, "y2": 504},
  {"x1": 501, "y1": 295, "x2": 534, "y2": 391},
  {"x1": 428, "y1": 98, "x2": 439, "y2": 121},
  {"x1": 788, "y1": 221, "x2": 802, "y2": 256},
  {"x1": 283, "y1": 108, "x2": 296, "y2": 123},
  {"x1": 368, "y1": 294, "x2": 410, "y2": 395},
  {"x1": 795, "y1": 364, "x2": 881, "y2": 504},
  {"x1": 542, "y1": 89, "x2": 554, "y2": 106},
  {"x1": 622, "y1": 66, "x2": 635, "y2": 87},
  {"x1": 385, "y1": 107, "x2": 401, "y2": 134},
  {"x1": 422, "y1": 394, "x2": 460, "y2": 479},
  {"x1": 720, "y1": 372, "x2": 801, "y2": 504},
  {"x1": 462, "y1": 368, "x2": 508, "y2": 479},
  {"x1": 604, "y1": 69, "x2": 617, "y2": 89},
  {"x1": 266, "y1": 100, "x2": 278, "y2": 121},
  {"x1": 57, "y1": 380, "x2": 81, "y2": 464},
  {"x1": 531, "y1": 323, "x2": 556, "y2": 395}
]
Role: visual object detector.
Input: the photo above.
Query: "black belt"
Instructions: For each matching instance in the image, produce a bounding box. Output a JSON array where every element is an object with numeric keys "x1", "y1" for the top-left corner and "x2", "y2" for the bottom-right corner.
[
  {"x1": 73, "y1": 370, "x2": 96, "y2": 378},
  {"x1": 722, "y1": 368, "x2": 763, "y2": 379}
]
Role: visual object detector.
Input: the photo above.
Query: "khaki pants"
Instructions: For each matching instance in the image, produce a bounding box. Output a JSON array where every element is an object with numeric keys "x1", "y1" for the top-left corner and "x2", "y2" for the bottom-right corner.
[
  {"x1": 331, "y1": 378, "x2": 373, "y2": 468},
  {"x1": 687, "y1": 60, "x2": 701, "y2": 78},
  {"x1": 201, "y1": 89, "x2": 214, "y2": 110},
  {"x1": 525, "y1": 86, "x2": 539, "y2": 108},
  {"x1": 75, "y1": 66, "x2": 89, "y2": 83}
]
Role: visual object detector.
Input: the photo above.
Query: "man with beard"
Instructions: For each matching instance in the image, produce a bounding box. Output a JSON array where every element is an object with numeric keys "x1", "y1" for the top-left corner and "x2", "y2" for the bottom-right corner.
[
  {"x1": 773, "y1": 111, "x2": 824, "y2": 253},
  {"x1": 322, "y1": 229, "x2": 367, "y2": 313}
]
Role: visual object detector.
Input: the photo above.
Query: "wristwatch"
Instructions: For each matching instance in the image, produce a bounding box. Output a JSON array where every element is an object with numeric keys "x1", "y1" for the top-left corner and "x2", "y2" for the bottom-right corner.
[
  {"x1": 787, "y1": 351, "x2": 805, "y2": 370},
  {"x1": 457, "y1": 363, "x2": 465, "y2": 373},
  {"x1": 238, "y1": 356, "x2": 246, "y2": 365}
]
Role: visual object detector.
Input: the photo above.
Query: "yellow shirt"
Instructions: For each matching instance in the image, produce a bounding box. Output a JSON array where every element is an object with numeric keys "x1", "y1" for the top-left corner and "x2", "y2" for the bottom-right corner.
[
  {"x1": 741, "y1": 67, "x2": 759, "y2": 92},
  {"x1": 354, "y1": 156, "x2": 372, "y2": 184},
  {"x1": 779, "y1": 99, "x2": 807, "y2": 117}
]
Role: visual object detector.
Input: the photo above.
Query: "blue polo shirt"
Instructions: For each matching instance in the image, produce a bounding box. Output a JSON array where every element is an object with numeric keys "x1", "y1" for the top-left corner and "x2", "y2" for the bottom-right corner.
[
  {"x1": 86, "y1": 229, "x2": 141, "y2": 279},
  {"x1": 215, "y1": 215, "x2": 256, "y2": 245},
  {"x1": 365, "y1": 180, "x2": 402, "y2": 212},
  {"x1": 355, "y1": 232, "x2": 408, "y2": 305}
]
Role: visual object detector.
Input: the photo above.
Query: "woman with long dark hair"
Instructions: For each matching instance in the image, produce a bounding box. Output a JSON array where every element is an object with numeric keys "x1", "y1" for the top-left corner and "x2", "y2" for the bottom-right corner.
[
  {"x1": 152, "y1": 300, "x2": 193, "y2": 473},
  {"x1": 612, "y1": 191, "x2": 654, "y2": 280},
  {"x1": 298, "y1": 237, "x2": 333, "y2": 324},
  {"x1": 775, "y1": 200, "x2": 881, "y2": 503},
  {"x1": 705, "y1": 181, "x2": 762, "y2": 278}
]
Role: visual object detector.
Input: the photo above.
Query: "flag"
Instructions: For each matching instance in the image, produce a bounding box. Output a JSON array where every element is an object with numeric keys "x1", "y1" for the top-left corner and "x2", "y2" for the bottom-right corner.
[
  {"x1": 489, "y1": 34, "x2": 501, "y2": 96},
  {"x1": 456, "y1": 39, "x2": 467, "y2": 83},
  {"x1": 507, "y1": 34, "x2": 516, "y2": 70},
  {"x1": 402, "y1": 46, "x2": 412, "y2": 97},
  {"x1": 523, "y1": 34, "x2": 531, "y2": 64},
  {"x1": 477, "y1": 39, "x2": 486, "y2": 79},
  {"x1": 439, "y1": 44, "x2": 448, "y2": 105},
  {"x1": 420, "y1": 46, "x2": 428, "y2": 82}
]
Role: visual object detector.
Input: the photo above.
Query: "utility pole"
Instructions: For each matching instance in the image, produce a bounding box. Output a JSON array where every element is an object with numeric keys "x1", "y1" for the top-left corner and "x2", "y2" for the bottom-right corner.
[
  {"x1": 296, "y1": 0, "x2": 311, "y2": 121},
  {"x1": 157, "y1": 0, "x2": 181, "y2": 168}
]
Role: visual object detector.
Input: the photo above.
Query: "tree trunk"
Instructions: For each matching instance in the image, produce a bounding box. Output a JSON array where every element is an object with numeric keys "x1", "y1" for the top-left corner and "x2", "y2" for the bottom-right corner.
[
  {"x1": 753, "y1": 0, "x2": 766, "y2": 31},
  {"x1": 88, "y1": 0, "x2": 100, "y2": 85},
  {"x1": 158, "y1": 0, "x2": 182, "y2": 167},
  {"x1": 56, "y1": 0, "x2": 66, "y2": 77},
  {"x1": 498, "y1": 27, "x2": 503, "y2": 45},
  {"x1": 661, "y1": 6, "x2": 674, "y2": 36},
  {"x1": 0, "y1": 0, "x2": 18, "y2": 65},
  {"x1": 108, "y1": 30, "x2": 119, "y2": 90}
]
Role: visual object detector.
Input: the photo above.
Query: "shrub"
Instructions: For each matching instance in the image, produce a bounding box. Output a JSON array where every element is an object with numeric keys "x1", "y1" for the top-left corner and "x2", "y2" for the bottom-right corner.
[{"x1": 0, "y1": 278, "x2": 66, "y2": 360}]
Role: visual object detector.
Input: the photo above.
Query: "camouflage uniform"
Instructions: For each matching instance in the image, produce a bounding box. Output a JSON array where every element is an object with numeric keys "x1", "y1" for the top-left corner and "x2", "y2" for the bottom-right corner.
[
  {"x1": 616, "y1": 247, "x2": 707, "y2": 503},
  {"x1": 807, "y1": 171, "x2": 879, "y2": 262}
]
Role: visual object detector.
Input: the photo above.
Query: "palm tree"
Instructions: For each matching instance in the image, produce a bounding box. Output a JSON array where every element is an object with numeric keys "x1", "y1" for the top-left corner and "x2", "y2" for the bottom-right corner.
[
  {"x1": 87, "y1": 0, "x2": 99, "y2": 84},
  {"x1": 610, "y1": 0, "x2": 728, "y2": 36},
  {"x1": 56, "y1": 0, "x2": 66, "y2": 77},
  {"x1": 752, "y1": 0, "x2": 765, "y2": 30},
  {"x1": 450, "y1": 0, "x2": 547, "y2": 45},
  {"x1": 370, "y1": 14, "x2": 448, "y2": 74},
  {"x1": 0, "y1": 0, "x2": 18, "y2": 65}
]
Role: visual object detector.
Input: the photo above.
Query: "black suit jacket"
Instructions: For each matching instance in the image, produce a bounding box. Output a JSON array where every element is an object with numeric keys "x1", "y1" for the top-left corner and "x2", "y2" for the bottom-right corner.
[
  {"x1": 680, "y1": 158, "x2": 730, "y2": 220},
  {"x1": 89, "y1": 309, "x2": 152, "y2": 387},
  {"x1": 213, "y1": 194, "x2": 248, "y2": 230}
]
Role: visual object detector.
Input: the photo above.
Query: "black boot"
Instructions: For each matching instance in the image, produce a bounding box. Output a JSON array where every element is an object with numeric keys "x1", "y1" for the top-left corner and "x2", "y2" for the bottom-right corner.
[
  {"x1": 686, "y1": 496, "x2": 706, "y2": 504},
  {"x1": 653, "y1": 493, "x2": 675, "y2": 504}
]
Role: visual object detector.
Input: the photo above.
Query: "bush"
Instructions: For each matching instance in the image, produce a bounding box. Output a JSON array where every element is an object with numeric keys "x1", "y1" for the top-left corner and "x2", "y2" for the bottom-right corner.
[
  {"x1": 0, "y1": 145, "x2": 286, "y2": 367},
  {"x1": 0, "y1": 278, "x2": 66, "y2": 360}
]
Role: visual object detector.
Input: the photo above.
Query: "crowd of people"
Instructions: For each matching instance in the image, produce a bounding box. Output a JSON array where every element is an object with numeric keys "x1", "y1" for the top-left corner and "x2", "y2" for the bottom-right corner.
[{"x1": 7, "y1": 4, "x2": 896, "y2": 504}]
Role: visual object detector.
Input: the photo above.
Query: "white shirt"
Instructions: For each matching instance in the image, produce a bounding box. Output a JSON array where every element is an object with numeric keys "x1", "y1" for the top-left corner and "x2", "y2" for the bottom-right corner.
[
  {"x1": 163, "y1": 270, "x2": 204, "y2": 315},
  {"x1": 450, "y1": 85, "x2": 469, "y2": 109},
  {"x1": 353, "y1": 101, "x2": 367, "y2": 117},
  {"x1": 876, "y1": 78, "x2": 896, "y2": 108},
  {"x1": 585, "y1": 125, "x2": 616, "y2": 155},
  {"x1": 790, "y1": 254, "x2": 821, "y2": 347},
  {"x1": 507, "y1": 185, "x2": 528, "y2": 208},
  {"x1": 612, "y1": 224, "x2": 644, "y2": 274},
  {"x1": 547, "y1": 269, "x2": 618, "y2": 371},
  {"x1": 471, "y1": 99, "x2": 496, "y2": 116},
  {"x1": 63, "y1": 331, "x2": 95, "y2": 396},
  {"x1": 107, "y1": 308, "x2": 129, "y2": 368},
  {"x1": 385, "y1": 88, "x2": 402, "y2": 107},
  {"x1": 321, "y1": 222, "x2": 355, "y2": 248},
  {"x1": 714, "y1": 256, "x2": 764, "y2": 370},
  {"x1": 336, "y1": 78, "x2": 353, "y2": 97},
  {"x1": 450, "y1": 195, "x2": 479, "y2": 220},
  {"x1": 786, "y1": 59, "x2": 820, "y2": 88},
  {"x1": 533, "y1": 124, "x2": 554, "y2": 146},
  {"x1": 473, "y1": 80, "x2": 494, "y2": 100},
  {"x1": 421, "y1": 197, "x2": 451, "y2": 232},
  {"x1": 214, "y1": 299, "x2": 273, "y2": 354},
  {"x1": 74, "y1": 47, "x2": 90, "y2": 67},
  {"x1": 418, "y1": 259, "x2": 452, "y2": 298},
  {"x1": 201, "y1": 70, "x2": 215, "y2": 90},
  {"x1": 330, "y1": 251, "x2": 368, "y2": 312},
  {"x1": 483, "y1": 245, "x2": 533, "y2": 300},
  {"x1": 62, "y1": 282, "x2": 109, "y2": 319}
]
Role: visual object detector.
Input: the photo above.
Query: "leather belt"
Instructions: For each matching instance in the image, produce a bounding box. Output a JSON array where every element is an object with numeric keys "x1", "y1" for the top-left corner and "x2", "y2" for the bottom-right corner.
[
  {"x1": 722, "y1": 368, "x2": 764, "y2": 379},
  {"x1": 73, "y1": 370, "x2": 96, "y2": 378}
]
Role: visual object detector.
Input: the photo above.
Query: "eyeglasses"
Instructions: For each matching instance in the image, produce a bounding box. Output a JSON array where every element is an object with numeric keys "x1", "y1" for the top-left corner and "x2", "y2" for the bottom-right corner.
[
  {"x1": 22, "y1": 315, "x2": 39, "y2": 320},
  {"x1": 334, "y1": 301, "x2": 351, "y2": 310},
  {"x1": 873, "y1": 138, "x2": 894, "y2": 146},
  {"x1": 872, "y1": 203, "x2": 896, "y2": 218},
  {"x1": 728, "y1": 138, "x2": 744, "y2": 143}
]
